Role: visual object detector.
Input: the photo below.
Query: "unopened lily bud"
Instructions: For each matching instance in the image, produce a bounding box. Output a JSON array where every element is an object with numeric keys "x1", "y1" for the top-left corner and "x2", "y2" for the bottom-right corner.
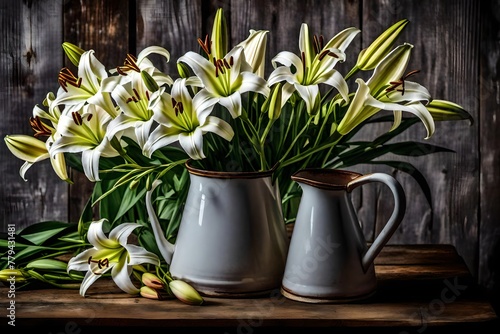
[
  {"x1": 0, "y1": 269, "x2": 27, "y2": 283},
  {"x1": 141, "y1": 70, "x2": 159, "y2": 92},
  {"x1": 142, "y1": 272, "x2": 165, "y2": 290},
  {"x1": 426, "y1": 99, "x2": 473, "y2": 124},
  {"x1": 267, "y1": 83, "x2": 284, "y2": 120},
  {"x1": 62, "y1": 42, "x2": 85, "y2": 66},
  {"x1": 356, "y1": 19, "x2": 409, "y2": 71},
  {"x1": 26, "y1": 259, "x2": 69, "y2": 271},
  {"x1": 177, "y1": 62, "x2": 191, "y2": 79},
  {"x1": 140, "y1": 286, "x2": 162, "y2": 300},
  {"x1": 4, "y1": 135, "x2": 48, "y2": 163},
  {"x1": 169, "y1": 280, "x2": 204, "y2": 305}
]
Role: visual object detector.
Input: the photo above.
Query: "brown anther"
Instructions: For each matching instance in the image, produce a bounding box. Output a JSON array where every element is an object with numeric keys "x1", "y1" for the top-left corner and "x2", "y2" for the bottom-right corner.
[
  {"x1": 172, "y1": 98, "x2": 177, "y2": 108},
  {"x1": 318, "y1": 50, "x2": 330, "y2": 61},
  {"x1": 198, "y1": 34, "x2": 212, "y2": 56},
  {"x1": 229, "y1": 56, "x2": 234, "y2": 66},
  {"x1": 29, "y1": 116, "x2": 52, "y2": 137},
  {"x1": 313, "y1": 35, "x2": 320, "y2": 54},
  {"x1": 72, "y1": 112, "x2": 83, "y2": 126},
  {"x1": 133, "y1": 88, "x2": 141, "y2": 101},
  {"x1": 328, "y1": 51, "x2": 339, "y2": 58},
  {"x1": 385, "y1": 69, "x2": 420, "y2": 96},
  {"x1": 88, "y1": 256, "x2": 110, "y2": 274},
  {"x1": 87, "y1": 114, "x2": 93, "y2": 122},
  {"x1": 174, "y1": 101, "x2": 184, "y2": 117},
  {"x1": 223, "y1": 58, "x2": 230, "y2": 69},
  {"x1": 58, "y1": 67, "x2": 82, "y2": 92}
]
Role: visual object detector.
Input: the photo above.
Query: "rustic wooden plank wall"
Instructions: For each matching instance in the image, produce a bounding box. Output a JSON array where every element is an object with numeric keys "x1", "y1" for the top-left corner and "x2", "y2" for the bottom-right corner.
[{"x1": 0, "y1": 0, "x2": 497, "y2": 306}]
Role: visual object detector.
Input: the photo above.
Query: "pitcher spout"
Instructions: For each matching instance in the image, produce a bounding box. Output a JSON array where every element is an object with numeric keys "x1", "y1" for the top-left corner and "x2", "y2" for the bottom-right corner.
[{"x1": 145, "y1": 180, "x2": 175, "y2": 265}]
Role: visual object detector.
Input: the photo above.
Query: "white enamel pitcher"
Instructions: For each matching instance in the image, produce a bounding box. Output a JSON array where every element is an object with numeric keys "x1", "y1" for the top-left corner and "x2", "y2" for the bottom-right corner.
[
  {"x1": 145, "y1": 162, "x2": 289, "y2": 297},
  {"x1": 281, "y1": 169, "x2": 406, "y2": 303}
]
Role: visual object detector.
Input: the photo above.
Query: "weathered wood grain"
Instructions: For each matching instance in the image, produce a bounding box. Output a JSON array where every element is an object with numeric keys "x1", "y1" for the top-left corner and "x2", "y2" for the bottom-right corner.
[
  {"x1": 479, "y1": 0, "x2": 500, "y2": 311},
  {"x1": 348, "y1": 0, "x2": 480, "y2": 280},
  {"x1": 0, "y1": 0, "x2": 67, "y2": 231},
  {"x1": 136, "y1": 0, "x2": 203, "y2": 76}
]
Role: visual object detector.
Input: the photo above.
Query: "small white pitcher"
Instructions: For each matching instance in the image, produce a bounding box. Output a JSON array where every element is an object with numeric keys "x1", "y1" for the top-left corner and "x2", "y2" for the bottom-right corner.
[{"x1": 281, "y1": 169, "x2": 406, "y2": 303}]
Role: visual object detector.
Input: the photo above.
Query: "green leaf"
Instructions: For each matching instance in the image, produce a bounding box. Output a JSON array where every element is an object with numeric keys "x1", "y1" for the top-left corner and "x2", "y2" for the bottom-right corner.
[
  {"x1": 367, "y1": 160, "x2": 433, "y2": 209},
  {"x1": 113, "y1": 186, "x2": 147, "y2": 224},
  {"x1": 18, "y1": 221, "x2": 76, "y2": 246}
]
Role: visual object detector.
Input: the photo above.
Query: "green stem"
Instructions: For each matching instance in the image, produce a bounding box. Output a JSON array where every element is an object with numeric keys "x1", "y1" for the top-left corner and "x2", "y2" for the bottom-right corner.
[
  {"x1": 344, "y1": 66, "x2": 360, "y2": 82},
  {"x1": 278, "y1": 115, "x2": 314, "y2": 165}
]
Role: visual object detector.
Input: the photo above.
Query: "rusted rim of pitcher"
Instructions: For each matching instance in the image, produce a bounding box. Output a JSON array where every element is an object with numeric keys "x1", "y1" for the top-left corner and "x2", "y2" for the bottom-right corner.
[
  {"x1": 291, "y1": 168, "x2": 362, "y2": 190},
  {"x1": 185, "y1": 159, "x2": 276, "y2": 179}
]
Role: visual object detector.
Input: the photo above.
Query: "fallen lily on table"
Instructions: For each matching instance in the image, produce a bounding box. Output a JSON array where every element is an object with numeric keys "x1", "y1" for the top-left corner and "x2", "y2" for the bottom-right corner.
[{"x1": 65, "y1": 219, "x2": 203, "y2": 305}]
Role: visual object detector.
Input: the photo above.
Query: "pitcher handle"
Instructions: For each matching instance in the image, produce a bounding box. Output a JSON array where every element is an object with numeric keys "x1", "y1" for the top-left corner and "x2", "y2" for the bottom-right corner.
[{"x1": 347, "y1": 173, "x2": 406, "y2": 272}]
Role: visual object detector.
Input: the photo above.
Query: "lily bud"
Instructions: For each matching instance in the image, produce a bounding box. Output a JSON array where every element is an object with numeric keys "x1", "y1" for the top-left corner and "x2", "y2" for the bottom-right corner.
[
  {"x1": 267, "y1": 83, "x2": 284, "y2": 120},
  {"x1": 62, "y1": 42, "x2": 85, "y2": 67},
  {"x1": 5, "y1": 135, "x2": 48, "y2": 163},
  {"x1": 26, "y1": 259, "x2": 69, "y2": 271},
  {"x1": 141, "y1": 70, "x2": 159, "y2": 92},
  {"x1": 426, "y1": 99, "x2": 474, "y2": 124},
  {"x1": 169, "y1": 280, "x2": 204, "y2": 305},
  {"x1": 211, "y1": 8, "x2": 228, "y2": 60},
  {"x1": 140, "y1": 286, "x2": 164, "y2": 300},
  {"x1": 356, "y1": 19, "x2": 409, "y2": 71},
  {"x1": 0, "y1": 269, "x2": 27, "y2": 283},
  {"x1": 177, "y1": 62, "x2": 191, "y2": 79},
  {"x1": 141, "y1": 272, "x2": 165, "y2": 290}
]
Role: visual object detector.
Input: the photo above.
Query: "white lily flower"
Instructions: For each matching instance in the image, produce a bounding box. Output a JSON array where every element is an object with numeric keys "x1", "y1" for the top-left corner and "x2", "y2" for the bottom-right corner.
[
  {"x1": 177, "y1": 46, "x2": 269, "y2": 119},
  {"x1": 337, "y1": 78, "x2": 435, "y2": 138},
  {"x1": 67, "y1": 219, "x2": 160, "y2": 296},
  {"x1": 50, "y1": 104, "x2": 120, "y2": 182},
  {"x1": 268, "y1": 23, "x2": 360, "y2": 114},
  {"x1": 52, "y1": 50, "x2": 117, "y2": 117},
  {"x1": 105, "y1": 69, "x2": 156, "y2": 149},
  {"x1": 107, "y1": 46, "x2": 174, "y2": 88},
  {"x1": 143, "y1": 78, "x2": 234, "y2": 160},
  {"x1": 4, "y1": 134, "x2": 70, "y2": 182}
]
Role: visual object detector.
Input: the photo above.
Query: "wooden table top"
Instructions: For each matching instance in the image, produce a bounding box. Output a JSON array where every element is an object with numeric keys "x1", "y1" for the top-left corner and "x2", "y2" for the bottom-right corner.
[{"x1": 1, "y1": 244, "x2": 498, "y2": 333}]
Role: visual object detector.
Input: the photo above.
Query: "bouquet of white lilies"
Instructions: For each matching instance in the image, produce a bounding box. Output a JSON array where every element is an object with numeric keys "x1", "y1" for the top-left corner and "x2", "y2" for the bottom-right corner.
[{"x1": 1, "y1": 8, "x2": 471, "y2": 300}]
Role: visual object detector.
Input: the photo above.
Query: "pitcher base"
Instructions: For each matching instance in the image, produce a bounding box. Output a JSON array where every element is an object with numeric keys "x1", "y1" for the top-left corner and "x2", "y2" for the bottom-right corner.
[{"x1": 280, "y1": 286, "x2": 376, "y2": 304}]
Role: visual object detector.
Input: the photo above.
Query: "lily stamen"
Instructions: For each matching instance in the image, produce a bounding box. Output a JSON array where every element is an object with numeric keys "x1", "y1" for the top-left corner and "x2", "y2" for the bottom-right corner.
[
  {"x1": 72, "y1": 112, "x2": 83, "y2": 126},
  {"x1": 58, "y1": 67, "x2": 82, "y2": 92},
  {"x1": 313, "y1": 34, "x2": 325, "y2": 54},
  {"x1": 88, "y1": 256, "x2": 110, "y2": 274},
  {"x1": 214, "y1": 58, "x2": 231, "y2": 77},
  {"x1": 29, "y1": 116, "x2": 52, "y2": 137},
  {"x1": 197, "y1": 34, "x2": 212, "y2": 56},
  {"x1": 172, "y1": 98, "x2": 184, "y2": 117},
  {"x1": 386, "y1": 69, "x2": 420, "y2": 96}
]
